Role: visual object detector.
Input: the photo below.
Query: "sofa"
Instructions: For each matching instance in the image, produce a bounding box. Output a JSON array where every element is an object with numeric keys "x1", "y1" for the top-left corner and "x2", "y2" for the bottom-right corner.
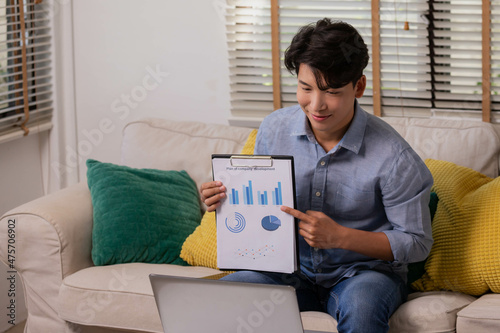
[{"x1": 1, "y1": 116, "x2": 500, "y2": 333}]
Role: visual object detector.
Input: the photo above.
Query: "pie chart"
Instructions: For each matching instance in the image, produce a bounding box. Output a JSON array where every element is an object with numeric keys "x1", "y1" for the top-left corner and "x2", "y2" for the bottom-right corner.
[{"x1": 261, "y1": 215, "x2": 281, "y2": 231}]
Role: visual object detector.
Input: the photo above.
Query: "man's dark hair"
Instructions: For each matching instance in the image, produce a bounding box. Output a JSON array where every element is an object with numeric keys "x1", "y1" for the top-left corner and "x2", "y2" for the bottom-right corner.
[{"x1": 284, "y1": 18, "x2": 369, "y2": 89}]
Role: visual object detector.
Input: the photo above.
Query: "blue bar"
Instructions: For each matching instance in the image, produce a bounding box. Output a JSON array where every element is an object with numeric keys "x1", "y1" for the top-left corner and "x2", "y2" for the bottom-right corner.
[
  {"x1": 264, "y1": 191, "x2": 268, "y2": 205},
  {"x1": 278, "y1": 182, "x2": 282, "y2": 205},
  {"x1": 261, "y1": 193, "x2": 265, "y2": 205},
  {"x1": 231, "y1": 188, "x2": 236, "y2": 205},
  {"x1": 246, "y1": 186, "x2": 250, "y2": 205},
  {"x1": 235, "y1": 190, "x2": 239, "y2": 204},
  {"x1": 248, "y1": 181, "x2": 253, "y2": 205},
  {"x1": 274, "y1": 188, "x2": 279, "y2": 206},
  {"x1": 242, "y1": 185, "x2": 246, "y2": 204}
]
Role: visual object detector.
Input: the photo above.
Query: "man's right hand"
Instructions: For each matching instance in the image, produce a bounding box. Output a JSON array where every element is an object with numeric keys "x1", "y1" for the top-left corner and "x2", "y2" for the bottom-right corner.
[{"x1": 200, "y1": 181, "x2": 226, "y2": 212}]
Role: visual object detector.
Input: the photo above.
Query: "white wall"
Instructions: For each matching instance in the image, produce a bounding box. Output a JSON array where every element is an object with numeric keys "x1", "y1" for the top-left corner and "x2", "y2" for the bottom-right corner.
[
  {"x1": 71, "y1": 0, "x2": 232, "y2": 181},
  {"x1": 0, "y1": 133, "x2": 47, "y2": 215}
]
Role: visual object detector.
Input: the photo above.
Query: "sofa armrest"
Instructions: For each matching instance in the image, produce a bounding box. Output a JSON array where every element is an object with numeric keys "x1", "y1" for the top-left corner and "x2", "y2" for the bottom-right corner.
[{"x1": 0, "y1": 182, "x2": 94, "y2": 332}]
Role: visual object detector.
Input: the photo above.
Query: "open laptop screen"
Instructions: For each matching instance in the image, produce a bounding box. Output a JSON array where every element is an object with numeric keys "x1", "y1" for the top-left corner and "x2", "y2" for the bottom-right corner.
[{"x1": 149, "y1": 274, "x2": 310, "y2": 333}]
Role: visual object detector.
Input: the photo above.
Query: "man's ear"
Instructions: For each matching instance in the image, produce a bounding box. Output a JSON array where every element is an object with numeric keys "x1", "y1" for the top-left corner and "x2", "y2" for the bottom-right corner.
[{"x1": 354, "y1": 75, "x2": 366, "y2": 98}]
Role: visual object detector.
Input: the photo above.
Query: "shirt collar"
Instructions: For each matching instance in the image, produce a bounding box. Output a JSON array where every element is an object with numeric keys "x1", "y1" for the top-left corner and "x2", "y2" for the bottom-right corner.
[
  {"x1": 341, "y1": 100, "x2": 367, "y2": 154},
  {"x1": 290, "y1": 106, "x2": 308, "y2": 136},
  {"x1": 290, "y1": 101, "x2": 367, "y2": 154}
]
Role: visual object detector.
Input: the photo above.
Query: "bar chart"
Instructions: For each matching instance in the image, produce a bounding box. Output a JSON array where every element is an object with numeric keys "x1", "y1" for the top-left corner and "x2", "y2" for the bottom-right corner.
[{"x1": 228, "y1": 181, "x2": 283, "y2": 206}]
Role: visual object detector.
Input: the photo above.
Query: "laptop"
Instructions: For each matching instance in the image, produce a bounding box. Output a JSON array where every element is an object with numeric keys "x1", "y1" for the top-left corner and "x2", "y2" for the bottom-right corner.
[{"x1": 149, "y1": 274, "x2": 327, "y2": 333}]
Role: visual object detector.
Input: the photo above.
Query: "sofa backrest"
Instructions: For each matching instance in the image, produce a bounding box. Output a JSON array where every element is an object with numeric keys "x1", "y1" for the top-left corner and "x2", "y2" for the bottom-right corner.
[
  {"x1": 121, "y1": 118, "x2": 254, "y2": 189},
  {"x1": 381, "y1": 117, "x2": 500, "y2": 178},
  {"x1": 121, "y1": 117, "x2": 500, "y2": 189}
]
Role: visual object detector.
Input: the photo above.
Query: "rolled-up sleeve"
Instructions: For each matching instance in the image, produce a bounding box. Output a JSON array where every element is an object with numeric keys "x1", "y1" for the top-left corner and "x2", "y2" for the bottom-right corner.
[{"x1": 381, "y1": 148, "x2": 434, "y2": 264}]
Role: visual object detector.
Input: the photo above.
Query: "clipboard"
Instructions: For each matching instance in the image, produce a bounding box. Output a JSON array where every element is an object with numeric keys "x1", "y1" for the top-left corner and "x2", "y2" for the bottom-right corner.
[{"x1": 211, "y1": 154, "x2": 298, "y2": 274}]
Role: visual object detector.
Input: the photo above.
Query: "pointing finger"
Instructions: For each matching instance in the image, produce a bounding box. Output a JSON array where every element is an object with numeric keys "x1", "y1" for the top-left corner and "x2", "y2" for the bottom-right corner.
[{"x1": 280, "y1": 206, "x2": 310, "y2": 222}]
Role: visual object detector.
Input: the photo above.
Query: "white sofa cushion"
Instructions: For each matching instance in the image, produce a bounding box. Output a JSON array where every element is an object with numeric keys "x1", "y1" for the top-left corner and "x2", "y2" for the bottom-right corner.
[
  {"x1": 301, "y1": 311, "x2": 338, "y2": 332},
  {"x1": 58, "y1": 263, "x2": 222, "y2": 332},
  {"x1": 388, "y1": 291, "x2": 476, "y2": 332},
  {"x1": 121, "y1": 118, "x2": 254, "y2": 189},
  {"x1": 456, "y1": 294, "x2": 500, "y2": 331}
]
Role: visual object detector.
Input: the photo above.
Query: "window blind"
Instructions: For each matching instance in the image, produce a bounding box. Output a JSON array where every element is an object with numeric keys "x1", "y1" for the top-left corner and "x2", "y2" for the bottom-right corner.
[
  {"x1": 0, "y1": 0, "x2": 53, "y2": 141},
  {"x1": 379, "y1": 0, "x2": 432, "y2": 117},
  {"x1": 431, "y1": 0, "x2": 483, "y2": 116},
  {"x1": 226, "y1": 0, "x2": 498, "y2": 123},
  {"x1": 226, "y1": 0, "x2": 274, "y2": 119},
  {"x1": 493, "y1": 0, "x2": 500, "y2": 115}
]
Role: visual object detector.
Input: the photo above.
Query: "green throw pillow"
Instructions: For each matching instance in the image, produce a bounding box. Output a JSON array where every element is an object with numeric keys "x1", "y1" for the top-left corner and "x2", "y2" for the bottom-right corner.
[
  {"x1": 407, "y1": 191, "x2": 439, "y2": 289},
  {"x1": 86, "y1": 159, "x2": 202, "y2": 266}
]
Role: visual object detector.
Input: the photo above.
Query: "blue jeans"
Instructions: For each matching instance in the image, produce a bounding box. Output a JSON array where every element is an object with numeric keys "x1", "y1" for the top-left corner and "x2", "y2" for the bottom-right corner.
[{"x1": 221, "y1": 269, "x2": 407, "y2": 333}]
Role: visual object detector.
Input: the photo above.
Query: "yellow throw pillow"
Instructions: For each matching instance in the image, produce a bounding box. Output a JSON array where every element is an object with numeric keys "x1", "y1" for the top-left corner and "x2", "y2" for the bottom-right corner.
[
  {"x1": 412, "y1": 159, "x2": 500, "y2": 296},
  {"x1": 179, "y1": 211, "x2": 218, "y2": 268},
  {"x1": 239, "y1": 129, "x2": 258, "y2": 156},
  {"x1": 180, "y1": 129, "x2": 258, "y2": 268}
]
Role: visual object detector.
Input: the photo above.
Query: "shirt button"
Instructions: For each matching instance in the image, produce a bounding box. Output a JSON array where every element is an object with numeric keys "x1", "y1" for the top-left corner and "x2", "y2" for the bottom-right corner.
[
  {"x1": 320, "y1": 161, "x2": 326, "y2": 166},
  {"x1": 315, "y1": 191, "x2": 321, "y2": 197},
  {"x1": 314, "y1": 247, "x2": 319, "y2": 252},
  {"x1": 317, "y1": 268, "x2": 322, "y2": 273}
]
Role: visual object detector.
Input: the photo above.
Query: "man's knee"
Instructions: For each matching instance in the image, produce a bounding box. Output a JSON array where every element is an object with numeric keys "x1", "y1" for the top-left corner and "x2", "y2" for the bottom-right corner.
[{"x1": 327, "y1": 271, "x2": 405, "y2": 332}]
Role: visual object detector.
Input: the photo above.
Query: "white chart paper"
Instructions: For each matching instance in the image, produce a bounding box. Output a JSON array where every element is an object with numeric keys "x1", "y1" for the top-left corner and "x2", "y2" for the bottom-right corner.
[{"x1": 212, "y1": 155, "x2": 297, "y2": 274}]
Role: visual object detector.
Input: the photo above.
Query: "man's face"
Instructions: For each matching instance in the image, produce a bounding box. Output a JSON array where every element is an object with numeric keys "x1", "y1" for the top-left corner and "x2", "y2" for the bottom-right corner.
[{"x1": 296, "y1": 64, "x2": 365, "y2": 143}]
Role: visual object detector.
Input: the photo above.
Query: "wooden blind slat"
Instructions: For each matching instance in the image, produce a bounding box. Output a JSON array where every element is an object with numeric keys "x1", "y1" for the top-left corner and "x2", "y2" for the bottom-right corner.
[
  {"x1": 482, "y1": 0, "x2": 491, "y2": 123},
  {"x1": 270, "y1": 0, "x2": 282, "y2": 111},
  {"x1": 18, "y1": 0, "x2": 31, "y2": 135},
  {"x1": 371, "y1": 0, "x2": 381, "y2": 117}
]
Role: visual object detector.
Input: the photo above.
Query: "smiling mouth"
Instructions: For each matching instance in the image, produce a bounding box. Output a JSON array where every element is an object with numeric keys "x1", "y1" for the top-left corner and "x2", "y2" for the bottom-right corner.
[{"x1": 310, "y1": 114, "x2": 331, "y2": 122}]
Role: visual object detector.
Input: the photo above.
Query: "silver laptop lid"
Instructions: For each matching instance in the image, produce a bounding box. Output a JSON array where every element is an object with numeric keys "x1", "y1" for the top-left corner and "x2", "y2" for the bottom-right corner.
[{"x1": 149, "y1": 274, "x2": 306, "y2": 333}]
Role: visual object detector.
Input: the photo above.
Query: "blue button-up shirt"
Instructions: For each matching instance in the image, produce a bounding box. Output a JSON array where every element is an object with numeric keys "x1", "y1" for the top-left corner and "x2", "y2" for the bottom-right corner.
[{"x1": 254, "y1": 102, "x2": 434, "y2": 287}]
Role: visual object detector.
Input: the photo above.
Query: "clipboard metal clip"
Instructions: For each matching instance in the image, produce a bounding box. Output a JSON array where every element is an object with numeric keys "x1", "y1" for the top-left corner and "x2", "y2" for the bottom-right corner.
[{"x1": 230, "y1": 155, "x2": 273, "y2": 168}]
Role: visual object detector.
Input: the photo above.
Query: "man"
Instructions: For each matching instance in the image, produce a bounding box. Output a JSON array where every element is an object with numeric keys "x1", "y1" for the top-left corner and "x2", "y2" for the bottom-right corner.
[{"x1": 201, "y1": 18, "x2": 433, "y2": 332}]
